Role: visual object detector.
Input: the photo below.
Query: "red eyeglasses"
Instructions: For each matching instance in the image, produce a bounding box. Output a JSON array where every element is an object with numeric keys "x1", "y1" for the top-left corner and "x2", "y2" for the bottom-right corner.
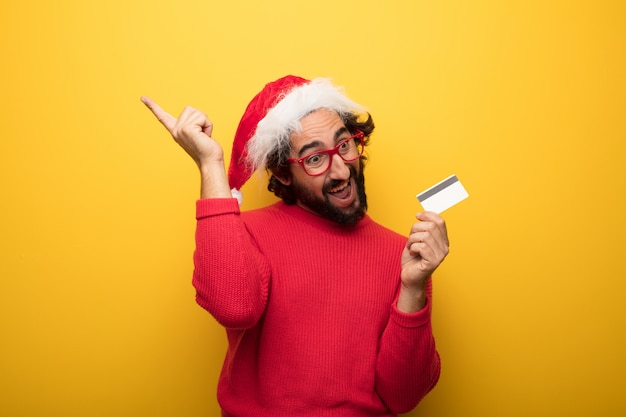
[{"x1": 287, "y1": 130, "x2": 365, "y2": 176}]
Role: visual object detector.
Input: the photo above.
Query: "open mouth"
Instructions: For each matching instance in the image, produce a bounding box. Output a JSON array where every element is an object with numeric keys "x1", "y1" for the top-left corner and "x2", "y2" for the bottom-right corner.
[{"x1": 326, "y1": 179, "x2": 353, "y2": 204}]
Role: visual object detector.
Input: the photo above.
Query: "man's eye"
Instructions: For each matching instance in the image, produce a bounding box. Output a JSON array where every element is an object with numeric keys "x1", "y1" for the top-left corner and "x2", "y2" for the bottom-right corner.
[{"x1": 305, "y1": 154, "x2": 323, "y2": 166}]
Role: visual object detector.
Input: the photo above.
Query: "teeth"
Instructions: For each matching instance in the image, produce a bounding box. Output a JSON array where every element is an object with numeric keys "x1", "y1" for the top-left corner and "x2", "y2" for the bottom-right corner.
[{"x1": 329, "y1": 180, "x2": 349, "y2": 193}]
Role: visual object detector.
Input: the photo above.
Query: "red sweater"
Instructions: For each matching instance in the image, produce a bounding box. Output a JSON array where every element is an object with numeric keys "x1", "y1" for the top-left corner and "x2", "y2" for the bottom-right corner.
[{"x1": 194, "y1": 198, "x2": 440, "y2": 417}]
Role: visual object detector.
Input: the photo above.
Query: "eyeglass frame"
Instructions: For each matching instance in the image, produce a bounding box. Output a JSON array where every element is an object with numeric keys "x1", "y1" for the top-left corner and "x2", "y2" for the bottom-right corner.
[{"x1": 287, "y1": 130, "x2": 365, "y2": 177}]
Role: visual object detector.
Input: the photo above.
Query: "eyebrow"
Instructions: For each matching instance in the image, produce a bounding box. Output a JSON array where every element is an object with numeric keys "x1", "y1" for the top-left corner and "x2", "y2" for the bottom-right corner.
[{"x1": 297, "y1": 126, "x2": 350, "y2": 157}]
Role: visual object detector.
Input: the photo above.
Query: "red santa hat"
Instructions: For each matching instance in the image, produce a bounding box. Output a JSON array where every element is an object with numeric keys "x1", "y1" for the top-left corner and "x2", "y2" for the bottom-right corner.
[{"x1": 228, "y1": 75, "x2": 366, "y2": 204}]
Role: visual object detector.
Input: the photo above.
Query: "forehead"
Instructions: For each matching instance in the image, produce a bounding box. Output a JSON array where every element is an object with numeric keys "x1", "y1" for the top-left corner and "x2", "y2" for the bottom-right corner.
[{"x1": 290, "y1": 109, "x2": 346, "y2": 150}]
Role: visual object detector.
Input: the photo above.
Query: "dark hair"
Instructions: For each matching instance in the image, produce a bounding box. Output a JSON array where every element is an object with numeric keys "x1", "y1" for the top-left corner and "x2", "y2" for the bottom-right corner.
[{"x1": 266, "y1": 112, "x2": 375, "y2": 204}]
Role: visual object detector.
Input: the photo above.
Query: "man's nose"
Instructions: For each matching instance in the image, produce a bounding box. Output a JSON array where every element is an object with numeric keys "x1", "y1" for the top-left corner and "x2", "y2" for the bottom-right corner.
[{"x1": 328, "y1": 154, "x2": 350, "y2": 179}]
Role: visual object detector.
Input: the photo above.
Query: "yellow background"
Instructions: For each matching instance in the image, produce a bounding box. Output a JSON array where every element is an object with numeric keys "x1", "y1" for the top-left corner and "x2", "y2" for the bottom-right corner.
[{"x1": 1, "y1": 1, "x2": 625, "y2": 416}]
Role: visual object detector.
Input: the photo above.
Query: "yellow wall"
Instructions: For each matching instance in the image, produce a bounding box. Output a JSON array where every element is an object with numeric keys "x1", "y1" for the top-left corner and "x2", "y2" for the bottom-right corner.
[{"x1": 1, "y1": 1, "x2": 625, "y2": 416}]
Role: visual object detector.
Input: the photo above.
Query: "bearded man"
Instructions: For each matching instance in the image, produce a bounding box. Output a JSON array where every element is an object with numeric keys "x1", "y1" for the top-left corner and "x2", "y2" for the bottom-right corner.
[{"x1": 142, "y1": 75, "x2": 449, "y2": 417}]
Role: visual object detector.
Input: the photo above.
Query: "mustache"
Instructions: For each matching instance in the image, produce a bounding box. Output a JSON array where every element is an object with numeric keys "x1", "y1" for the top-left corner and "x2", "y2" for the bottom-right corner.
[{"x1": 323, "y1": 167, "x2": 357, "y2": 193}]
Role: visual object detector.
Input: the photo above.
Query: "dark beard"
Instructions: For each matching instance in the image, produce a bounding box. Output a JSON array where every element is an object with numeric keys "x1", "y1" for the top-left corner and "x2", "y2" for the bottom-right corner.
[{"x1": 291, "y1": 165, "x2": 368, "y2": 226}]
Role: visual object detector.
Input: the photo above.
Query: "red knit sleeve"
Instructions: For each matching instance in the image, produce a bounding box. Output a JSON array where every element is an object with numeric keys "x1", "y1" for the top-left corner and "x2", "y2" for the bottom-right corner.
[
  {"x1": 375, "y1": 279, "x2": 441, "y2": 413},
  {"x1": 193, "y1": 198, "x2": 270, "y2": 329}
]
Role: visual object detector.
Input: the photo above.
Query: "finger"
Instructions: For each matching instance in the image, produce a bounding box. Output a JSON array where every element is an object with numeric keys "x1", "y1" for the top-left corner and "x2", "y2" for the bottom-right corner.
[
  {"x1": 410, "y1": 220, "x2": 447, "y2": 247},
  {"x1": 408, "y1": 238, "x2": 446, "y2": 270},
  {"x1": 407, "y1": 231, "x2": 438, "y2": 255},
  {"x1": 408, "y1": 241, "x2": 431, "y2": 260},
  {"x1": 182, "y1": 107, "x2": 214, "y2": 138},
  {"x1": 407, "y1": 227, "x2": 449, "y2": 261},
  {"x1": 416, "y1": 211, "x2": 447, "y2": 230},
  {"x1": 415, "y1": 212, "x2": 449, "y2": 245},
  {"x1": 140, "y1": 96, "x2": 177, "y2": 132}
]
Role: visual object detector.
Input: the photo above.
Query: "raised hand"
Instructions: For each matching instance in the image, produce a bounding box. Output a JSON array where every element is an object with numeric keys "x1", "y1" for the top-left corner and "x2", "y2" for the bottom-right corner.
[
  {"x1": 141, "y1": 96, "x2": 224, "y2": 168},
  {"x1": 141, "y1": 96, "x2": 231, "y2": 199}
]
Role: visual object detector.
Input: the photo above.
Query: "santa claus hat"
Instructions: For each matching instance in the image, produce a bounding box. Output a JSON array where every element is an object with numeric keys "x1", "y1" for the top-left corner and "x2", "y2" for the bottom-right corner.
[{"x1": 228, "y1": 75, "x2": 366, "y2": 204}]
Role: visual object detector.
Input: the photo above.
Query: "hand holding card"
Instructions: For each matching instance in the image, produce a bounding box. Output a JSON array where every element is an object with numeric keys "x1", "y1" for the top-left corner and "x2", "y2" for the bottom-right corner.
[{"x1": 416, "y1": 174, "x2": 469, "y2": 214}]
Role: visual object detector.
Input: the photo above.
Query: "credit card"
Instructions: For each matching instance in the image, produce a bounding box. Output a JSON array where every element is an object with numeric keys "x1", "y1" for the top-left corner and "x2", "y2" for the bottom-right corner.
[{"x1": 416, "y1": 174, "x2": 468, "y2": 214}]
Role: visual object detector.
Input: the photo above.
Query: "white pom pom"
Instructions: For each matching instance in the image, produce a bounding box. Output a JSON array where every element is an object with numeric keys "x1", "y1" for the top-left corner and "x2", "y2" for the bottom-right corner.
[{"x1": 231, "y1": 188, "x2": 243, "y2": 206}]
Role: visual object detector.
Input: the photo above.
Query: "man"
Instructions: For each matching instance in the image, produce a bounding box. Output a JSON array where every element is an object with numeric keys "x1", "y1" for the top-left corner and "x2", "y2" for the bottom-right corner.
[{"x1": 142, "y1": 75, "x2": 449, "y2": 416}]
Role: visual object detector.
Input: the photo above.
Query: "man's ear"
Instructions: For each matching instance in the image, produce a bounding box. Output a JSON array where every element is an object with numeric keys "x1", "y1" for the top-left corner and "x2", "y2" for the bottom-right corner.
[{"x1": 274, "y1": 174, "x2": 292, "y2": 186}]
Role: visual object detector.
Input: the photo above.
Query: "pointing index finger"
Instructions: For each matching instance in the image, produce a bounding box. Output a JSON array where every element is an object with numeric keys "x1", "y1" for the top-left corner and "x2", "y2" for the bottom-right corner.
[{"x1": 141, "y1": 96, "x2": 176, "y2": 132}]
